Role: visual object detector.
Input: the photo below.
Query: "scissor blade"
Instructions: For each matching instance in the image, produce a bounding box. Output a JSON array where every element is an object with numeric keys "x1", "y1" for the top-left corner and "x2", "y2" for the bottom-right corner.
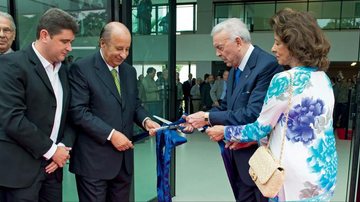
[
  {"x1": 153, "y1": 115, "x2": 172, "y2": 124},
  {"x1": 155, "y1": 125, "x2": 178, "y2": 131}
]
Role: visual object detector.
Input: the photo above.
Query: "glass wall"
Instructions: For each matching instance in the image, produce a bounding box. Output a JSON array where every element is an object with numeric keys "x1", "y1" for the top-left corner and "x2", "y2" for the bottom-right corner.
[
  {"x1": 309, "y1": 1, "x2": 342, "y2": 29},
  {"x1": 341, "y1": 0, "x2": 360, "y2": 29},
  {"x1": 15, "y1": 0, "x2": 107, "y2": 59},
  {"x1": 0, "y1": 0, "x2": 6, "y2": 12},
  {"x1": 132, "y1": 2, "x2": 196, "y2": 35},
  {"x1": 214, "y1": 0, "x2": 360, "y2": 31},
  {"x1": 246, "y1": 2, "x2": 275, "y2": 31},
  {"x1": 214, "y1": 3, "x2": 244, "y2": 25},
  {"x1": 276, "y1": 1, "x2": 307, "y2": 12},
  {"x1": 14, "y1": 0, "x2": 107, "y2": 63},
  {"x1": 132, "y1": 0, "x2": 172, "y2": 201}
]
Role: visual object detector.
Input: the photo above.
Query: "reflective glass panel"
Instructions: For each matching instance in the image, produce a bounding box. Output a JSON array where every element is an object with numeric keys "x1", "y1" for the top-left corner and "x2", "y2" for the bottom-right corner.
[
  {"x1": 245, "y1": 3, "x2": 275, "y2": 31},
  {"x1": 276, "y1": 2, "x2": 307, "y2": 12},
  {"x1": 309, "y1": 1, "x2": 341, "y2": 29},
  {"x1": 341, "y1": 1, "x2": 360, "y2": 29},
  {"x1": 15, "y1": 0, "x2": 107, "y2": 60},
  {"x1": 0, "y1": 0, "x2": 6, "y2": 12},
  {"x1": 177, "y1": 4, "x2": 194, "y2": 31},
  {"x1": 132, "y1": 0, "x2": 170, "y2": 201},
  {"x1": 214, "y1": 3, "x2": 244, "y2": 25}
]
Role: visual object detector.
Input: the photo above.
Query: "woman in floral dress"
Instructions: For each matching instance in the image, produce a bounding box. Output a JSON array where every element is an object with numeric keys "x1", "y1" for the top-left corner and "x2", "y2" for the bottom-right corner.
[{"x1": 206, "y1": 8, "x2": 337, "y2": 201}]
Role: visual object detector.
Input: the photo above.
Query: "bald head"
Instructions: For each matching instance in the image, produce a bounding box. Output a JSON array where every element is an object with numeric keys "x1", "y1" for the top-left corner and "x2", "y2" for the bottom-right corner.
[
  {"x1": 100, "y1": 22, "x2": 131, "y2": 44},
  {"x1": 99, "y1": 22, "x2": 132, "y2": 67}
]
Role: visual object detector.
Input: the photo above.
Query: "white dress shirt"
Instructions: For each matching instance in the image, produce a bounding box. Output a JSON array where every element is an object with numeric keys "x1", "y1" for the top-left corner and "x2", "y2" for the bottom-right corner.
[
  {"x1": 32, "y1": 43, "x2": 64, "y2": 160},
  {"x1": 238, "y1": 44, "x2": 254, "y2": 71}
]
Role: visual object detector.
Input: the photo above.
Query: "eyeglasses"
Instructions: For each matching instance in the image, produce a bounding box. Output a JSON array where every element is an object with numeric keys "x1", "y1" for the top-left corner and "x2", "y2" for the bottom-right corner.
[{"x1": 0, "y1": 27, "x2": 14, "y2": 35}]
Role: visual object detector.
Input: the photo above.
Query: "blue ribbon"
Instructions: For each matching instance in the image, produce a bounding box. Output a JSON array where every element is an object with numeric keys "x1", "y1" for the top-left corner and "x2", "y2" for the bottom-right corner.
[
  {"x1": 133, "y1": 116, "x2": 239, "y2": 201},
  {"x1": 156, "y1": 116, "x2": 187, "y2": 202}
]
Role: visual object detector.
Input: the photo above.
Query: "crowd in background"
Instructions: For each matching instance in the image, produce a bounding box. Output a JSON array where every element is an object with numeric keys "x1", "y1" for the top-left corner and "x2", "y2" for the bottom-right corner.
[{"x1": 137, "y1": 68, "x2": 230, "y2": 119}]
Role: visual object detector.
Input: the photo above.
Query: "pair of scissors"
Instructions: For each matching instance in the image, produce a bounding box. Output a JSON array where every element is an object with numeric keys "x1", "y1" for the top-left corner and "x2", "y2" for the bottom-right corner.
[{"x1": 153, "y1": 115, "x2": 186, "y2": 132}]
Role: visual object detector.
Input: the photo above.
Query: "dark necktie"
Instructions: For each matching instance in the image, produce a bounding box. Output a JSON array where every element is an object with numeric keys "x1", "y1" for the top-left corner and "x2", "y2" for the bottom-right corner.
[{"x1": 234, "y1": 68, "x2": 242, "y2": 86}]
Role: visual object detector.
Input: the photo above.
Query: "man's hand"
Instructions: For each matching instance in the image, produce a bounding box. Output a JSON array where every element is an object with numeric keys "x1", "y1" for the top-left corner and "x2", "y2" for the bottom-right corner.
[
  {"x1": 144, "y1": 119, "x2": 160, "y2": 136},
  {"x1": 111, "y1": 130, "x2": 134, "y2": 151},
  {"x1": 205, "y1": 125, "x2": 225, "y2": 142},
  {"x1": 45, "y1": 161, "x2": 59, "y2": 174},
  {"x1": 179, "y1": 120, "x2": 194, "y2": 133},
  {"x1": 186, "y1": 111, "x2": 209, "y2": 128},
  {"x1": 52, "y1": 146, "x2": 71, "y2": 168},
  {"x1": 225, "y1": 141, "x2": 258, "y2": 150}
]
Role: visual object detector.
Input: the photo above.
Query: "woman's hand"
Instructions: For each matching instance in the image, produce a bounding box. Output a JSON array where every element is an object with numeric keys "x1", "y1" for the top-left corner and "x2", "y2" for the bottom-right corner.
[{"x1": 206, "y1": 125, "x2": 225, "y2": 142}]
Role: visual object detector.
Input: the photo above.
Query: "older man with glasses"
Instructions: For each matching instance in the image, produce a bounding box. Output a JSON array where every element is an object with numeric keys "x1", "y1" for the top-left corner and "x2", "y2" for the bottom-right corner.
[{"x1": 0, "y1": 11, "x2": 16, "y2": 55}]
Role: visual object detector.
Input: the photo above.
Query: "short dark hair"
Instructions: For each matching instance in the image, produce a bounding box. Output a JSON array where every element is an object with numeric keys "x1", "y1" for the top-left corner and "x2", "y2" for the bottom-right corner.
[
  {"x1": 147, "y1": 67, "x2": 156, "y2": 74},
  {"x1": 203, "y1": 73, "x2": 209, "y2": 80},
  {"x1": 270, "y1": 8, "x2": 330, "y2": 71},
  {"x1": 36, "y1": 8, "x2": 78, "y2": 39}
]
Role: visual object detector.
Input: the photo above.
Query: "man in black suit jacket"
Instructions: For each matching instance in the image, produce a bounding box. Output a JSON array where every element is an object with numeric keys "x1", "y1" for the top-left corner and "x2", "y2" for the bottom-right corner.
[
  {"x1": 69, "y1": 22, "x2": 160, "y2": 202},
  {"x1": 0, "y1": 8, "x2": 78, "y2": 202},
  {"x1": 182, "y1": 73, "x2": 195, "y2": 113},
  {"x1": 186, "y1": 18, "x2": 283, "y2": 201}
]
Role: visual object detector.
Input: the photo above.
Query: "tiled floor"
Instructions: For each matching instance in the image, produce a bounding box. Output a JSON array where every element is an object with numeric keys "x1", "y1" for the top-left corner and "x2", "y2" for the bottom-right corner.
[{"x1": 63, "y1": 130, "x2": 351, "y2": 202}]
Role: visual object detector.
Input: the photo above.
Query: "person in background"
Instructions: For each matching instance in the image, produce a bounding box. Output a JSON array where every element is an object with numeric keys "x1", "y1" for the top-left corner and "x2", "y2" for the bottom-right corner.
[
  {"x1": 142, "y1": 67, "x2": 161, "y2": 116},
  {"x1": 68, "y1": 22, "x2": 160, "y2": 202},
  {"x1": 176, "y1": 72, "x2": 184, "y2": 117},
  {"x1": 185, "y1": 17, "x2": 282, "y2": 201},
  {"x1": 190, "y1": 77, "x2": 202, "y2": 112},
  {"x1": 210, "y1": 70, "x2": 229, "y2": 107},
  {"x1": 137, "y1": 74, "x2": 146, "y2": 102},
  {"x1": 182, "y1": 73, "x2": 195, "y2": 113},
  {"x1": 207, "y1": 8, "x2": 337, "y2": 201},
  {"x1": 0, "y1": 12, "x2": 16, "y2": 200},
  {"x1": 333, "y1": 71, "x2": 351, "y2": 129},
  {"x1": 137, "y1": 0, "x2": 152, "y2": 35},
  {"x1": 0, "y1": 11, "x2": 16, "y2": 54},
  {"x1": 0, "y1": 8, "x2": 78, "y2": 202},
  {"x1": 200, "y1": 74, "x2": 214, "y2": 111}
]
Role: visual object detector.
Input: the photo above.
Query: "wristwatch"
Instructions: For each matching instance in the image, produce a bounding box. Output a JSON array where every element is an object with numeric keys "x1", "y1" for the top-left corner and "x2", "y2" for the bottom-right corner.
[{"x1": 204, "y1": 112, "x2": 209, "y2": 122}]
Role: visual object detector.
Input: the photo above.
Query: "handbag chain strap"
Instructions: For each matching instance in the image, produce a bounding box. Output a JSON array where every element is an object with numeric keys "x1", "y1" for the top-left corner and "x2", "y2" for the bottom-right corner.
[{"x1": 266, "y1": 71, "x2": 293, "y2": 165}]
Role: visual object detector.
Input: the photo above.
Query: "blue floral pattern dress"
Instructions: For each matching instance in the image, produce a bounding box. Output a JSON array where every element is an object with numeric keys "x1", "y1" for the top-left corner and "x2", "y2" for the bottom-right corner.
[{"x1": 224, "y1": 67, "x2": 337, "y2": 201}]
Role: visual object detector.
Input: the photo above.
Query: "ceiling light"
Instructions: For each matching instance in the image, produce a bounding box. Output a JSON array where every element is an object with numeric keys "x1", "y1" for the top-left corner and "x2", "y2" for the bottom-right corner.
[{"x1": 351, "y1": 62, "x2": 357, "y2": 66}]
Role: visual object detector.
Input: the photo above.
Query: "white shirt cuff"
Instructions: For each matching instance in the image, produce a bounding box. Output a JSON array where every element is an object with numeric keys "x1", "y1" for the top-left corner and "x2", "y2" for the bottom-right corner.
[
  {"x1": 43, "y1": 143, "x2": 57, "y2": 160},
  {"x1": 142, "y1": 117, "x2": 151, "y2": 128},
  {"x1": 107, "y1": 129, "x2": 115, "y2": 140}
]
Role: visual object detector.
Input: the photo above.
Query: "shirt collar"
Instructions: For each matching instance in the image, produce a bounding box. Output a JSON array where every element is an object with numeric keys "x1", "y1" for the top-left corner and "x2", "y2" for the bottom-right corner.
[
  {"x1": 32, "y1": 42, "x2": 61, "y2": 73},
  {"x1": 237, "y1": 44, "x2": 254, "y2": 71},
  {"x1": 100, "y1": 49, "x2": 119, "y2": 72},
  {"x1": 2, "y1": 48, "x2": 13, "y2": 54}
]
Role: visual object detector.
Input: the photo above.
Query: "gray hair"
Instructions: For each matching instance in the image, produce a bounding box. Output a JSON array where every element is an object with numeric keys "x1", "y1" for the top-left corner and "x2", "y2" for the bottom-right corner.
[
  {"x1": 211, "y1": 18, "x2": 251, "y2": 43},
  {"x1": 0, "y1": 11, "x2": 16, "y2": 31}
]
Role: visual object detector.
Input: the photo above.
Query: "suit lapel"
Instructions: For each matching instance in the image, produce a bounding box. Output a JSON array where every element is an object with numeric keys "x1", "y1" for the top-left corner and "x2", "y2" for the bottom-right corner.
[
  {"x1": 26, "y1": 46, "x2": 55, "y2": 95},
  {"x1": 94, "y1": 52, "x2": 122, "y2": 105},
  {"x1": 227, "y1": 68, "x2": 235, "y2": 108},
  {"x1": 58, "y1": 66, "x2": 69, "y2": 113},
  {"x1": 228, "y1": 47, "x2": 259, "y2": 109}
]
